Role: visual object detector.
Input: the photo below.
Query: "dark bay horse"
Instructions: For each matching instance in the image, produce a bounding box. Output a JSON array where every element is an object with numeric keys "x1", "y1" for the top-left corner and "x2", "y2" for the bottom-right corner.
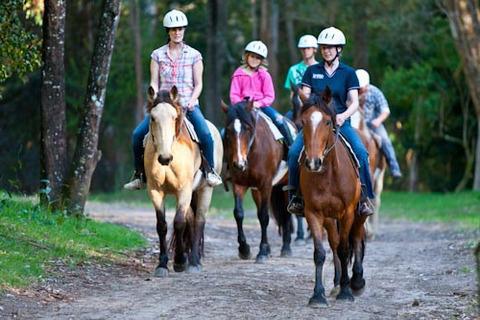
[
  {"x1": 144, "y1": 86, "x2": 223, "y2": 277},
  {"x1": 222, "y1": 99, "x2": 292, "y2": 263},
  {"x1": 298, "y1": 88, "x2": 367, "y2": 306}
]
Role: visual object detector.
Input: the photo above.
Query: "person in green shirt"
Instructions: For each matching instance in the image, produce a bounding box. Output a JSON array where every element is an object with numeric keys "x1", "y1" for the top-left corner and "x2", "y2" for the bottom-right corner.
[{"x1": 283, "y1": 34, "x2": 318, "y2": 243}]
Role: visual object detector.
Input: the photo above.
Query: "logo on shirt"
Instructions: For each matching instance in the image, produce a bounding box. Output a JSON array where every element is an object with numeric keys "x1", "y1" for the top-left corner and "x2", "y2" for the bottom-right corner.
[{"x1": 312, "y1": 73, "x2": 324, "y2": 79}]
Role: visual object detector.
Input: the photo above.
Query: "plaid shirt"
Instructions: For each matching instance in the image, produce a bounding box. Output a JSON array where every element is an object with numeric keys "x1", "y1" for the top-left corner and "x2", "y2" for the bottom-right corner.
[
  {"x1": 362, "y1": 84, "x2": 390, "y2": 123},
  {"x1": 151, "y1": 43, "x2": 202, "y2": 108}
]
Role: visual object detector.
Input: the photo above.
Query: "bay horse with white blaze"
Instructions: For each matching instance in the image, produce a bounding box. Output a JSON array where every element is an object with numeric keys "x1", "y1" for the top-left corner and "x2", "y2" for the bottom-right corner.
[
  {"x1": 298, "y1": 88, "x2": 367, "y2": 306},
  {"x1": 222, "y1": 99, "x2": 292, "y2": 263},
  {"x1": 144, "y1": 86, "x2": 223, "y2": 277}
]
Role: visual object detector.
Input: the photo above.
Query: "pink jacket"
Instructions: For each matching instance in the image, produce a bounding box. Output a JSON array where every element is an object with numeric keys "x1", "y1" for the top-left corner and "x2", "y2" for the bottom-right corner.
[{"x1": 229, "y1": 67, "x2": 275, "y2": 107}]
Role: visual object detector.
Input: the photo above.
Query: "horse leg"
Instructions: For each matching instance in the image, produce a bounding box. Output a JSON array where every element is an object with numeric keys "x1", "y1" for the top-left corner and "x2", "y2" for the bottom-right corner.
[
  {"x1": 336, "y1": 214, "x2": 355, "y2": 302},
  {"x1": 233, "y1": 184, "x2": 251, "y2": 259},
  {"x1": 324, "y1": 218, "x2": 341, "y2": 296},
  {"x1": 295, "y1": 217, "x2": 306, "y2": 244},
  {"x1": 187, "y1": 188, "x2": 212, "y2": 273},
  {"x1": 252, "y1": 188, "x2": 271, "y2": 263},
  {"x1": 172, "y1": 191, "x2": 193, "y2": 272},
  {"x1": 305, "y1": 212, "x2": 328, "y2": 307},
  {"x1": 350, "y1": 215, "x2": 367, "y2": 294},
  {"x1": 271, "y1": 185, "x2": 292, "y2": 257},
  {"x1": 150, "y1": 190, "x2": 169, "y2": 278}
]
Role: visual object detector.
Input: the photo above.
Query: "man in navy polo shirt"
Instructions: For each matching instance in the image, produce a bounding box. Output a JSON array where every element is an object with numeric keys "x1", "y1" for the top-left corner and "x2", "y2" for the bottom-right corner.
[{"x1": 286, "y1": 26, "x2": 375, "y2": 217}]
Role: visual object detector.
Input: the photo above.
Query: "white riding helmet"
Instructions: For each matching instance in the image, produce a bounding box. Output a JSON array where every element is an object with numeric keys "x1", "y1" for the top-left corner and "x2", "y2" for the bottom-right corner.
[
  {"x1": 317, "y1": 27, "x2": 346, "y2": 46},
  {"x1": 356, "y1": 69, "x2": 370, "y2": 87},
  {"x1": 297, "y1": 35, "x2": 318, "y2": 48},
  {"x1": 163, "y1": 9, "x2": 188, "y2": 28},
  {"x1": 244, "y1": 40, "x2": 268, "y2": 59}
]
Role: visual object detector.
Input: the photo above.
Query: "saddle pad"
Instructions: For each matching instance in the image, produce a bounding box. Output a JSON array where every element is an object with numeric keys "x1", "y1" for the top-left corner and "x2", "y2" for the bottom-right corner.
[
  {"x1": 183, "y1": 118, "x2": 200, "y2": 143},
  {"x1": 258, "y1": 112, "x2": 284, "y2": 141},
  {"x1": 298, "y1": 132, "x2": 360, "y2": 168}
]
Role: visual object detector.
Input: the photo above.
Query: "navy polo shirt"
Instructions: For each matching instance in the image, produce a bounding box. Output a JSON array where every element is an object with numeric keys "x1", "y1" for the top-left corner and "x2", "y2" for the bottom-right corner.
[{"x1": 301, "y1": 62, "x2": 359, "y2": 114}]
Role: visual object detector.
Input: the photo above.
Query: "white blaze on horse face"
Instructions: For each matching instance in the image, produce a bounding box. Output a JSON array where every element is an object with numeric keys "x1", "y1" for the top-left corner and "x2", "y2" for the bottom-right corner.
[
  {"x1": 151, "y1": 103, "x2": 178, "y2": 157},
  {"x1": 233, "y1": 119, "x2": 246, "y2": 164},
  {"x1": 310, "y1": 111, "x2": 323, "y2": 130}
]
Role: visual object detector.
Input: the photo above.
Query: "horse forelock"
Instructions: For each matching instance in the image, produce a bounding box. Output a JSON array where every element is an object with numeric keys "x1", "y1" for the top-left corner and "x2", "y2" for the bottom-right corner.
[
  {"x1": 225, "y1": 101, "x2": 256, "y2": 129},
  {"x1": 301, "y1": 94, "x2": 336, "y2": 123},
  {"x1": 147, "y1": 90, "x2": 181, "y2": 114}
]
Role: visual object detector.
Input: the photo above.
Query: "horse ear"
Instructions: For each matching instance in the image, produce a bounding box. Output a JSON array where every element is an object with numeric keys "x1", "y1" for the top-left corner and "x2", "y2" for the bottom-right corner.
[
  {"x1": 246, "y1": 99, "x2": 254, "y2": 112},
  {"x1": 221, "y1": 100, "x2": 229, "y2": 113},
  {"x1": 170, "y1": 85, "x2": 179, "y2": 103},
  {"x1": 322, "y1": 86, "x2": 332, "y2": 105},
  {"x1": 147, "y1": 86, "x2": 156, "y2": 104}
]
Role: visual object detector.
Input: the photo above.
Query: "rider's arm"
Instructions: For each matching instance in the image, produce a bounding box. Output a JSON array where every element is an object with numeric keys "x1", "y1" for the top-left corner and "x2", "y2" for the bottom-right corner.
[
  {"x1": 150, "y1": 59, "x2": 159, "y2": 93},
  {"x1": 186, "y1": 60, "x2": 203, "y2": 110},
  {"x1": 337, "y1": 89, "x2": 359, "y2": 126}
]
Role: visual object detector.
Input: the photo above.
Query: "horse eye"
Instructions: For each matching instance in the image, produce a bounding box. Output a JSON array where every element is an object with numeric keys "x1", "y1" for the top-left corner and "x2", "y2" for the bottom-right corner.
[{"x1": 151, "y1": 118, "x2": 155, "y2": 122}]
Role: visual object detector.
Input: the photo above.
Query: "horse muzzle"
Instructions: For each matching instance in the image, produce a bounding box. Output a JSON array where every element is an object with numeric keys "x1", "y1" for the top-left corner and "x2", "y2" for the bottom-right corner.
[
  {"x1": 158, "y1": 154, "x2": 173, "y2": 166},
  {"x1": 232, "y1": 160, "x2": 247, "y2": 172},
  {"x1": 305, "y1": 157, "x2": 322, "y2": 172}
]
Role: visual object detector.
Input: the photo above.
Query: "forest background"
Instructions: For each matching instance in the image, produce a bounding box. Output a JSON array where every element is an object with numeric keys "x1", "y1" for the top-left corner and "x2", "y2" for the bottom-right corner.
[{"x1": 1, "y1": 0, "x2": 478, "y2": 198}]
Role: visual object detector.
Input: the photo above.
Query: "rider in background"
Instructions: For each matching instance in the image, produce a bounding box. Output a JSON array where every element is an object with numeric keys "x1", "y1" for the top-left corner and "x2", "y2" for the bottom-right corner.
[
  {"x1": 284, "y1": 34, "x2": 318, "y2": 121},
  {"x1": 124, "y1": 9, "x2": 222, "y2": 190},
  {"x1": 287, "y1": 27, "x2": 375, "y2": 217},
  {"x1": 356, "y1": 69, "x2": 402, "y2": 178},
  {"x1": 229, "y1": 41, "x2": 294, "y2": 146}
]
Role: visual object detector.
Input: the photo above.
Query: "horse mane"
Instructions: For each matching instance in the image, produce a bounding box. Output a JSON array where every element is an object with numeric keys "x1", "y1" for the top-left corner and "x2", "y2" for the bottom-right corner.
[
  {"x1": 301, "y1": 93, "x2": 337, "y2": 126},
  {"x1": 147, "y1": 89, "x2": 180, "y2": 113},
  {"x1": 225, "y1": 100, "x2": 256, "y2": 128}
]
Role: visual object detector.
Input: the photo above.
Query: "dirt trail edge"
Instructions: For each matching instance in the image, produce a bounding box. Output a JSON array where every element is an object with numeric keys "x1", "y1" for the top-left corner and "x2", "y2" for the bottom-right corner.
[{"x1": 2, "y1": 202, "x2": 478, "y2": 319}]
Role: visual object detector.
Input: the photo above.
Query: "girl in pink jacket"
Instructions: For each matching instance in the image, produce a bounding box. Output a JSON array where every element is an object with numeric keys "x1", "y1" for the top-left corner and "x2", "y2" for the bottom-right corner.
[{"x1": 229, "y1": 41, "x2": 294, "y2": 145}]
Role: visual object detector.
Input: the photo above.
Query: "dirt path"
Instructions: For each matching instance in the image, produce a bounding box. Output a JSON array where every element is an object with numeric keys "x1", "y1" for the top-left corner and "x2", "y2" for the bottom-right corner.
[{"x1": 2, "y1": 202, "x2": 479, "y2": 319}]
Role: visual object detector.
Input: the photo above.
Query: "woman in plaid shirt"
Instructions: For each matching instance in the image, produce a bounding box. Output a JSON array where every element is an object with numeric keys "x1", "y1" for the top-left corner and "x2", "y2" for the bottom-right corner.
[{"x1": 124, "y1": 9, "x2": 222, "y2": 190}]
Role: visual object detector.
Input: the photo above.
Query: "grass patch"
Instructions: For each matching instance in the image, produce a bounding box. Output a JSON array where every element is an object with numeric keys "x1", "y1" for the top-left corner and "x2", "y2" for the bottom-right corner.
[
  {"x1": 380, "y1": 191, "x2": 480, "y2": 229},
  {"x1": 0, "y1": 193, "x2": 147, "y2": 290}
]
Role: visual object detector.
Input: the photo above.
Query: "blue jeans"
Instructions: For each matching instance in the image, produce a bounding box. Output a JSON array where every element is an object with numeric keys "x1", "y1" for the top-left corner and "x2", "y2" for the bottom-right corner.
[
  {"x1": 132, "y1": 105, "x2": 216, "y2": 172},
  {"x1": 287, "y1": 120, "x2": 375, "y2": 199},
  {"x1": 369, "y1": 123, "x2": 401, "y2": 173},
  {"x1": 261, "y1": 106, "x2": 291, "y2": 142}
]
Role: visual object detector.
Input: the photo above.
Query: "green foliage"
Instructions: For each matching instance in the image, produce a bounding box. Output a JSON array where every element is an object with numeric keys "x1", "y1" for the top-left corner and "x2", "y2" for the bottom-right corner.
[
  {"x1": 380, "y1": 191, "x2": 480, "y2": 228},
  {"x1": 0, "y1": 0, "x2": 41, "y2": 90},
  {"x1": 0, "y1": 192, "x2": 146, "y2": 289}
]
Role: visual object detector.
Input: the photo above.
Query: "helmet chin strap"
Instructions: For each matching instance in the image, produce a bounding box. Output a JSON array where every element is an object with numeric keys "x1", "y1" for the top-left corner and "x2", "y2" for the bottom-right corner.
[{"x1": 323, "y1": 47, "x2": 341, "y2": 66}]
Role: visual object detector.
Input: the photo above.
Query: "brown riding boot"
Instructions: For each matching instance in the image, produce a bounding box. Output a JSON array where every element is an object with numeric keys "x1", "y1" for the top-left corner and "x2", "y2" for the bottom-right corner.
[{"x1": 357, "y1": 197, "x2": 374, "y2": 217}]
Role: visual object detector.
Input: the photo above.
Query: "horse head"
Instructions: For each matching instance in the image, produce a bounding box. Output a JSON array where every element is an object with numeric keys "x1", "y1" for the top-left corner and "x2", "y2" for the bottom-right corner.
[
  {"x1": 147, "y1": 85, "x2": 183, "y2": 166},
  {"x1": 300, "y1": 87, "x2": 336, "y2": 172},
  {"x1": 222, "y1": 98, "x2": 257, "y2": 172}
]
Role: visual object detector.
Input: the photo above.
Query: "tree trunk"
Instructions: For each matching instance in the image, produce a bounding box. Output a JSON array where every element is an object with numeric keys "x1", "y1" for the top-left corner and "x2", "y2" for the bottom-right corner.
[
  {"x1": 63, "y1": 0, "x2": 121, "y2": 216},
  {"x1": 40, "y1": 0, "x2": 67, "y2": 209},
  {"x1": 353, "y1": 0, "x2": 369, "y2": 69},
  {"x1": 444, "y1": 0, "x2": 480, "y2": 190},
  {"x1": 260, "y1": 0, "x2": 279, "y2": 99},
  {"x1": 130, "y1": 0, "x2": 144, "y2": 124},
  {"x1": 251, "y1": 0, "x2": 258, "y2": 39},
  {"x1": 205, "y1": 0, "x2": 227, "y2": 125},
  {"x1": 284, "y1": 0, "x2": 297, "y2": 65}
]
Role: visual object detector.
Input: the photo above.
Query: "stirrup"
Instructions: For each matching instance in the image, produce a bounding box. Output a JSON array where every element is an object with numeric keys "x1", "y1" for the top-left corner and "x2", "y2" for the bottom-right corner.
[
  {"x1": 287, "y1": 196, "x2": 304, "y2": 217},
  {"x1": 357, "y1": 199, "x2": 374, "y2": 217},
  {"x1": 206, "y1": 169, "x2": 222, "y2": 187}
]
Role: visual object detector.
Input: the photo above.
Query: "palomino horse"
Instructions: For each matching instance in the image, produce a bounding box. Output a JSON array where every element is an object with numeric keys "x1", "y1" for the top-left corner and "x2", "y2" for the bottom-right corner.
[
  {"x1": 144, "y1": 86, "x2": 223, "y2": 277},
  {"x1": 352, "y1": 110, "x2": 386, "y2": 239},
  {"x1": 298, "y1": 88, "x2": 367, "y2": 306},
  {"x1": 222, "y1": 99, "x2": 292, "y2": 263}
]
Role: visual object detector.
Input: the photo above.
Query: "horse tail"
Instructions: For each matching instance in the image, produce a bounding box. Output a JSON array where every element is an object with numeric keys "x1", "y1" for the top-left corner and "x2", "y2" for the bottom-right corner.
[
  {"x1": 168, "y1": 206, "x2": 195, "y2": 257},
  {"x1": 270, "y1": 185, "x2": 291, "y2": 235}
]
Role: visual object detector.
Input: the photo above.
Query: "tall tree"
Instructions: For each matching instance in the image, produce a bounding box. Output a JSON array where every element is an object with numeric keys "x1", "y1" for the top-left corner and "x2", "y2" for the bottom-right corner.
[
  {"x1": 205, "y1": 0, "x2": 227, "y2": 124},
  {"x1": 40, "y1": 0, "x2": 67, "y2": 209},
  {"x1": 63, "y1": 0, "x2": 122, "y2": 215},
  {"x1": 129, "y1": 0, "x2": 144, "y2": 124},
  {"x1": 443, "y1": 0, "x2": 480, "y2": 190},
  {"x1": 260, "y1": 0, "x2": 279, "y2": 97},
  {"x1": 284, "y1": 0, "x2": 297, "y2": 65},
  {"x1": 352, "y1": 0, "x2": 369, "y2": 69}
]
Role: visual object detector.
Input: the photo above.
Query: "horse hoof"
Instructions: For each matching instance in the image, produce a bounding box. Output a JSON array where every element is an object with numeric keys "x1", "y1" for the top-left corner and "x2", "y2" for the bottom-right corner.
[
  {"x1": 336, "y1": 289, "x2": 354, "y2": 301},
  {"x1": 308, "y1": 295, "x2": 328, "y2": 308},
  {"x1": 154, "y1": 267, "x2": 168, "y2": 278},
  {"x1": 329, "y1": 285, "x2": 340, "y2": 297},
  {"x1": 187, "y1": 265, "x2": 202, "y2": 273},
  {"x1": 350, "y1": 277, "x2": 366, "y2": 293},
  {"x1": 174, "y1": 263, "x2": 187, "y2": 272},
  {"x1": 255, "y1": 254, "x2": 269, "y2": 264},
  {"x1": 294, "y1": 238, "x2": 306, "y2": 246},
  {"x1": 280, "y1": 248, "x2": 292, "y2": 257},
  {"x1": 238, "y1": 244, "x2": 251, "y2": 260}
]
